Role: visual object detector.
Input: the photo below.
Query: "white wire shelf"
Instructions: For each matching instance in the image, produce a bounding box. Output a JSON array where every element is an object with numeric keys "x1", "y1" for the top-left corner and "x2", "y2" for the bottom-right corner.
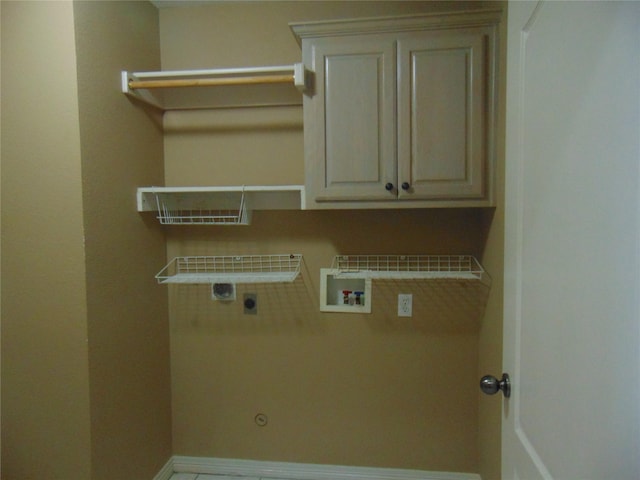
[
  {"x1": 137, "y1": 186, "x2": 305, "y2": 225},
  {"x1": 154, "y1": 189, "x2": 250, "y2": 225},
  {"x1": 330, "y1": 255, "x2": 486, "y2": 281},
  {"x1": 156, "y1": 254, "x2": 303, "y2": 284}
]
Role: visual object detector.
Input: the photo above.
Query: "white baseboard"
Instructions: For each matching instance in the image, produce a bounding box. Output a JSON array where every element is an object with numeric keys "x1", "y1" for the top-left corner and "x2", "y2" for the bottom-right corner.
[
  {"x1": 160, "y1": 456, "x2": 481, "y2": 480},
  {"x1": 152, "y1": 457, "x2": 175, "y2": 480}
]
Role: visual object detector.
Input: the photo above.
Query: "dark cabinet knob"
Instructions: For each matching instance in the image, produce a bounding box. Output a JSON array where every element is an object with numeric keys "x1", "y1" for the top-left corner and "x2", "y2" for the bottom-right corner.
[
  {"x1": 480, "y1": 373, "x2": 511, "y2": 398},
  {"x1": 401, "y1": 182, "x2": 410, "y2": 191},
  {"x1": 385, "y1": 183, "x2": 394, "y2": 191}
]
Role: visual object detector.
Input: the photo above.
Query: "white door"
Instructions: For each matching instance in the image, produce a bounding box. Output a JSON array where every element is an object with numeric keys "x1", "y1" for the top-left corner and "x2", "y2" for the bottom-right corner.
[{"x1": 503, "y1": 1, "x2": 640, "y2": 479}]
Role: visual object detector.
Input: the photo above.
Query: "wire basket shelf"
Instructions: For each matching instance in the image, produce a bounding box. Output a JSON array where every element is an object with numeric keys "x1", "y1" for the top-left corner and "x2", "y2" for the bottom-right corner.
[
  {"x1": 154, "y1": 190, "x2": 250, "y2": 225},
  {"x1": 330, "y1": 255, "x2": 485, "y2": 280},
  {"x1": 156, "y1": 254, "x2": 303, "y2": 284}
]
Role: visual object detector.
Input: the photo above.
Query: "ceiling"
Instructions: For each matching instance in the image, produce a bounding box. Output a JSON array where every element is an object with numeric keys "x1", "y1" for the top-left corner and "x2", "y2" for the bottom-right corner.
[{"x1": 150, "y1": 0, "x2": 238, "y2": 7}]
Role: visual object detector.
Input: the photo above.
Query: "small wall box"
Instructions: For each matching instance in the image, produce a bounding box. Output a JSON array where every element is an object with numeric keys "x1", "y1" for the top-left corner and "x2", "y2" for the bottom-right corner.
[{"x1": 320, "y1": 268, "x2": 372, "y2": 313}]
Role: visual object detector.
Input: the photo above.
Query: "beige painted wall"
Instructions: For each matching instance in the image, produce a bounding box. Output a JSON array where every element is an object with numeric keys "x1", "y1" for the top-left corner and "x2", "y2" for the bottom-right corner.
[
  {"x1": 1, "y1": 1, "x2": 92, "y2": 477},
  {"x1": 159, "y1": 1, "x2": 504, "y2": 475},
  {"x1": 1, "y1": 1, "x2": 172, "y2": 478},
  {"x1": 72, "y1": 1, "x2": 173, "y2": 478},
  {"x1": 167, "y1": 211, "x2": 487, "y2": 472}
]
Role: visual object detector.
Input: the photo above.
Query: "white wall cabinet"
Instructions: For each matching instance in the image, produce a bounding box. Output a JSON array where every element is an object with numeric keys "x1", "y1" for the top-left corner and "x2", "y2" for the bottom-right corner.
[{"x1": 291, "y1": 10, "x2": 500, "y2": 209}]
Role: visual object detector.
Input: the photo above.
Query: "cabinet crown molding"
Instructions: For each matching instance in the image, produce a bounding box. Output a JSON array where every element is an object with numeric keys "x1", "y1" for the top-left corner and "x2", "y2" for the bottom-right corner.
[{"x1": 290, "y1": 8, "x2": 502, "y2": 44}]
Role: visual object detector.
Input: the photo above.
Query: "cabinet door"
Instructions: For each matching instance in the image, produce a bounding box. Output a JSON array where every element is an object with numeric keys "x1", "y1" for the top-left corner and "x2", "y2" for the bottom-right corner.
[
  {"x1": 303, "y1": 35, "x2": 397, "y2": 204},
  {"x1": 397, "y1": 28, "x2": 492, "y2": 201}
]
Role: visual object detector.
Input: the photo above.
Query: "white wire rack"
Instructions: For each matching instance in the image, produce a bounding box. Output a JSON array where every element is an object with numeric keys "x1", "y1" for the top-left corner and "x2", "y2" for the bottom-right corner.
[
  {"x1": 155, "y1": 254, "x2": 303, "y2": 284},
  {"x1": 330, "y1": 255, "x2": 486, "y2": 280},
  {"x1": 154, "y1": 190, "x2": 250, "y2": 225}
]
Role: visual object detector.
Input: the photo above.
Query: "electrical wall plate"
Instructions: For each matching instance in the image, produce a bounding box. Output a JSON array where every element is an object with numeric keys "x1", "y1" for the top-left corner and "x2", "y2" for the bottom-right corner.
[
  {"x1": 212, "y1": 283, "x2": 236, "y2": 301},
  {"x1": 398, "y1": 293, "x2": 412, "y2": 317},
  {"x1": 244, "y1": 293, "x2": 257, "y2": 314}
]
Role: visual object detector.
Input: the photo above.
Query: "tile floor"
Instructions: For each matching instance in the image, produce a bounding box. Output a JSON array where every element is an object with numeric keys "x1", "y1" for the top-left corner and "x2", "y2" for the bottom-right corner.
[{"x1": 170, "y1": 475, "x2": 261, "y2": 480}]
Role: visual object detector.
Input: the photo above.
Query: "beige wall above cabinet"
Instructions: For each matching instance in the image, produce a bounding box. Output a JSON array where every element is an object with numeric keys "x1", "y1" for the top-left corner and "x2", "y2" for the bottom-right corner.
[{"x1": 291, "y1": 10, "x2": 500, "y2": 209}]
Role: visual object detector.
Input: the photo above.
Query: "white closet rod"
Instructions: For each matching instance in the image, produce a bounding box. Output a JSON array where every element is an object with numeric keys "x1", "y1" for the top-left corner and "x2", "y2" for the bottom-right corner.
[
  {"x1": 129, "y1": 74, "x2": 294, "y2": 90},
  {"x1": 124, "y1": 63, "x2": 307, "y2": 90}
]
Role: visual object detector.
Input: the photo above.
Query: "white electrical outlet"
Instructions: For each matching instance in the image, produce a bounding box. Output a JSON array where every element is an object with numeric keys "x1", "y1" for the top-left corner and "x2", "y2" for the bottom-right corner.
[{"x1": 398, "y1": 293, "x2": 412, "y2": 317}]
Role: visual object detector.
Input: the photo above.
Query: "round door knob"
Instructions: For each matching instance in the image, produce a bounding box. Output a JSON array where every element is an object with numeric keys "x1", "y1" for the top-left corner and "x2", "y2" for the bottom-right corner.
[
  {"x1": 480, "y1": 373, "x2": 511, "y2": 398},
  {"x1": 385, "y1": 183, "x2": 394, "y2": 191},
  {"x1": 401, "y1": 182, "x2": 410, "y2": 191}
]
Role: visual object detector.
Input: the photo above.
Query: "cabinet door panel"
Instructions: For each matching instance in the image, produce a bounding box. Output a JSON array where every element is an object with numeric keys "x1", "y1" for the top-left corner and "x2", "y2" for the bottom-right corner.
[
  {"x1": 325, "y1": 54, "x2": 382, "y2": 185},
  {"x1": 398, "y1": 30, "x2": 488, "y2": 200},
  {"x1": 305, "y1": 36, "x2": 396, "y2": 203}
]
